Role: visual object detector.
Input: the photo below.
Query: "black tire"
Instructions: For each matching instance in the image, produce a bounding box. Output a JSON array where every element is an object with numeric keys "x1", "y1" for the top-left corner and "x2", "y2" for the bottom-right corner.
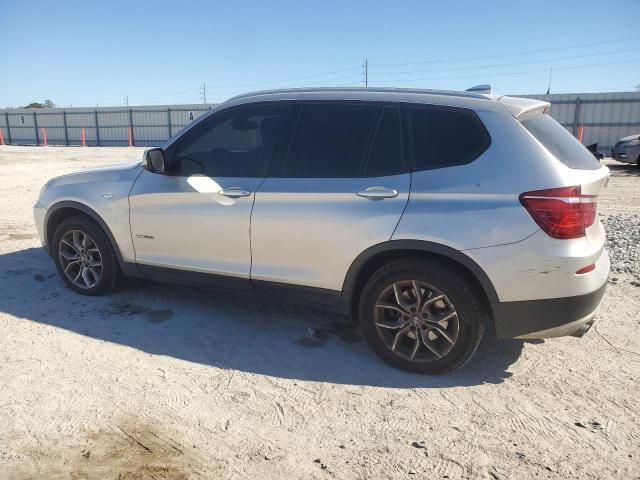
[
  {"x1": 358, "y1": 257, "x2": 487, "y2": 374},
  {"x1": 52, "y1": 215, "x2": 121, "y2": 295}
]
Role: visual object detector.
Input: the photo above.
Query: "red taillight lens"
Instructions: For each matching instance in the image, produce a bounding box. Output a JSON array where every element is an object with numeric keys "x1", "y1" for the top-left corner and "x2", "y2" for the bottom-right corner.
[
  {"x1": 576, "y1": 264, "x2": 596, "y2": 274},
  {"x1": 519, "y1": 186, "x2": 597, "y2": 239}
]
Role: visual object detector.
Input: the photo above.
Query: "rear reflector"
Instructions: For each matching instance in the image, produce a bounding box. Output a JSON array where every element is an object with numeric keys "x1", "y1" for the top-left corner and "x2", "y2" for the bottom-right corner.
[
  {"x1": 519, "y1": 186, "x2": 597, "y2": 239},
  {"x1": 576, "y1": 264, "x2": 596, "y2": 275}
]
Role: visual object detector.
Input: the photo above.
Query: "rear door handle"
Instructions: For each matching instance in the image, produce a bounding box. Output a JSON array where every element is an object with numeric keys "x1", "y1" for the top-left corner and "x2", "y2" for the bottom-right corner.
[
  {"x1": 218, "y1": 187, "x2": 252, "y2": 198},
  {"x1": 356, "y1": 186, "x2": 399, "y2": 199}
]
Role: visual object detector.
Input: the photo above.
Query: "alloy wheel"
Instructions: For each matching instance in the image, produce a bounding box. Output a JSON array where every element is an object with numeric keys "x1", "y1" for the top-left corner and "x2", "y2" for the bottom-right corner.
[
  {"x1": 374, "y1": 280, "x2": 460, "y2": 362},
  {"x1": 58, "y1": 230, "x2": 103, "y2": 289}
]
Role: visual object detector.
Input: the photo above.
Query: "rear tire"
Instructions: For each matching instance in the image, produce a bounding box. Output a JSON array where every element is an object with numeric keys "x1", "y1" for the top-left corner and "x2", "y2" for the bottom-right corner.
[
  {"x1": 52, "y1": 215, "x2": 121, "y2": 295},
  {"x1": 359, "y1": 257, "x2": 486, "y2": 374}
]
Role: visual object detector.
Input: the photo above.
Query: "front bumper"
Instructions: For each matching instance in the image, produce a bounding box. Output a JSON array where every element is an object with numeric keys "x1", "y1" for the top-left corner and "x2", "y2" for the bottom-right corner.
[
  {"x1": 492, "y1": 282, "x2": 607, "y2": 339},
  {"x1": 611, "y1": 145, "x2": 639, "y2": 163},
  {"x1": 33, "y1": 201, "x2": 46, "y2": 247}
]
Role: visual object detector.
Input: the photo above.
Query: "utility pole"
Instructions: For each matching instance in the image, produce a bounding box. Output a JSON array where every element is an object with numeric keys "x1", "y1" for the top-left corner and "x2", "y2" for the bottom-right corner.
[
  {"x1": 124, "y1": 95, "x2": 129, "y2": 106},
  {"x1": 362, "y1": 58, "x2": 368, "y2": 87},
  {"x1": 546, "y1": 67, "x2": 553, "y2": 95},
  {"x1": 200, "y1": 82, "x2": 207, "y2": 104}
]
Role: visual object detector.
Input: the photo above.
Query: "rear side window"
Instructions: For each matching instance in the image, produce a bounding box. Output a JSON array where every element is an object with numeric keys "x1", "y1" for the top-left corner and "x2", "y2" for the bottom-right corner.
[
  {"x1": 411, "y1": 107, "x2": 490, "y2": 170},
  {"x1": 365, "y1": 106, "x2": 404, "y2": 177},
  {"x1": 520, "y1": 114, "x2": 601, "y2": 170},
  {"x1": 282, "y1": 103, "x2": 378, "y2": 177}
]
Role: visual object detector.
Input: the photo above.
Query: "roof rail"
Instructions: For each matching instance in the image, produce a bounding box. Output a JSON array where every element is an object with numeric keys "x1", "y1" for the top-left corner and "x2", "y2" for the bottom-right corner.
[{"x1": 227, "y1": 86, "x2": 490, "y2": 102}]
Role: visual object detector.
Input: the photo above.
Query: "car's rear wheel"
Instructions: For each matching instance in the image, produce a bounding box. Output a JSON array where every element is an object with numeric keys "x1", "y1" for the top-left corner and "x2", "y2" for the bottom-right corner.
[
  {"x1": 52, "y1": 215, "x2": 120, "y2": 295},
  {"x1": 359, "y1": 257, "x2": 486, "y2": 374}
]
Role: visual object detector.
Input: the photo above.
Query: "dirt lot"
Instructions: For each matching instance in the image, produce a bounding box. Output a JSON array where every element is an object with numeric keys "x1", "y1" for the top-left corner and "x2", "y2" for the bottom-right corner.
[{"x1": 1, "y1": 146, "x2": 639, "y2": 479}]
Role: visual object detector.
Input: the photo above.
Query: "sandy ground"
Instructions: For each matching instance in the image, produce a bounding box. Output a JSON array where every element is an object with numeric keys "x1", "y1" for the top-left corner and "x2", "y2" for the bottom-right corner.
[{"x1": 0, "y1": 146, "x2": 638, "y2": 480}]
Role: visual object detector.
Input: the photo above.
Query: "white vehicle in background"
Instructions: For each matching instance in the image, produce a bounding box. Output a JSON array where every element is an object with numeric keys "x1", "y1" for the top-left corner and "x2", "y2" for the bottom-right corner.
[{"x1": 34, "y1": 86, "x2": 610, "y2": 374}]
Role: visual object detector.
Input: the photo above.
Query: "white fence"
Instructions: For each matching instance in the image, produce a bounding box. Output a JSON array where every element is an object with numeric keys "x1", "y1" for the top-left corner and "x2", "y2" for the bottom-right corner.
[
  {"x1": 522, "y1": 91, "x2": 640, "y2": 152},
  {"x1": 1, "y1": 91, "x2": 639, "y2": 151},
  {"x1": 0, "y1": 104, "x2": 215, "y2": 147}
]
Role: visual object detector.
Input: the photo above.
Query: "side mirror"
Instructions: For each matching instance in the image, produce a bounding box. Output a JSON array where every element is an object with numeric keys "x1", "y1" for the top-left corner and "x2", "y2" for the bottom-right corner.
[{"x1": 144, "y1": 148, "x2": 165, "y2": 173}]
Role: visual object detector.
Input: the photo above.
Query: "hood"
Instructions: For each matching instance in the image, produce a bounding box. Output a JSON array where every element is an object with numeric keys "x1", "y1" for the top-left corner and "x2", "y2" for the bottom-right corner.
[
  {"x1": 47, "y1": 160, "x2": 143, "y2": 188},
  {"x1": 618, "y1": 133, "x2": 640, "y2": 143}
]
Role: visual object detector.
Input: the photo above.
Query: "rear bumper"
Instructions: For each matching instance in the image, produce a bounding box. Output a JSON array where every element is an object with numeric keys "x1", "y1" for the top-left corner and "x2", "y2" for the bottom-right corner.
[{"x1": 492, "y1": 281, "x2": 607, "y2": 339}]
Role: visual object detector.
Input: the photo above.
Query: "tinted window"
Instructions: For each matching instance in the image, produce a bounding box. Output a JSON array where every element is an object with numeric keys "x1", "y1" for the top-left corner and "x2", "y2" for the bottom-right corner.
[
  {"x1": 173, "y1": 104, "x2": 283, "y2": 177},
  {"x1": 282, "y1": 103, "x2": 378, "y2": 177},
  {"x1": 411, "y1": 107, "x2": 489, "y2": 170},
  {"x1": 365, "y1": 106, "x2": 404, "y2": 177},
  {"x1": 520, "y1": 113, "x2": 600, "y2": 170}
]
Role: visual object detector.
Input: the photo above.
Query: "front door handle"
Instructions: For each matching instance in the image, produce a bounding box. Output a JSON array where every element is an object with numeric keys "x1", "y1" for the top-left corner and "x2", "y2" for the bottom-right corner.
[
  {"x1": 218, "y1": 187, "x2": 252, "y2": 198},
  {"x1": 356, "y1": 186, "x2": 399, "y2": 200}
]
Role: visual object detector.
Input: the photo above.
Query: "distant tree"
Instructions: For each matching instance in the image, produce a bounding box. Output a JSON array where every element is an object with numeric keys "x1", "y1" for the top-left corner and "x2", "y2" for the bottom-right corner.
[
  {"x1": 21, "y1": 100, "x2": 56, "y2": 108},
  {"x1": 23, "y1": 102, "x2": 46, "y2": 108}
]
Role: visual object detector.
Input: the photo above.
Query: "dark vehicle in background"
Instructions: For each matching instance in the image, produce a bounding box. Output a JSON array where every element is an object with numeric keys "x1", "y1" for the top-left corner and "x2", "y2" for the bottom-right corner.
[
  {"x1": 586, "y1": 143, "x2": 605, "y2": 161},
  {"x1": 611, "y1": 134, "x2": 640, "y2": 164}
]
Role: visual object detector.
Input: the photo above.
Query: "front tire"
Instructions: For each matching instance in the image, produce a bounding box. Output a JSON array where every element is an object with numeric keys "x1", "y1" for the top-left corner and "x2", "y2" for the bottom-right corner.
[
  {"x1": 52, "y1": 215, "x2": 121, "y2": 295},
  {"x1": 359, "y1": 257, "x2": 486, "y2": 374}
]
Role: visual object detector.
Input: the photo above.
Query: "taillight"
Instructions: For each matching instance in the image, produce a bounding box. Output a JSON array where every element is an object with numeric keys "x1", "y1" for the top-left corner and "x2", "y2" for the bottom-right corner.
[
  {"x1": 519, "y1": 186, "x2": 597, "y2": 239},
  {"x1": 576, "y1": 264, "x2": 596, "y2": 274}
]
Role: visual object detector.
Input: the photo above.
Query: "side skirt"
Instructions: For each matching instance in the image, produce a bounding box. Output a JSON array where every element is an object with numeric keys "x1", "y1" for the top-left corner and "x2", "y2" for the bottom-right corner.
[{"x1": 127, "y1": 263, "x2": 348, "y2": 315}]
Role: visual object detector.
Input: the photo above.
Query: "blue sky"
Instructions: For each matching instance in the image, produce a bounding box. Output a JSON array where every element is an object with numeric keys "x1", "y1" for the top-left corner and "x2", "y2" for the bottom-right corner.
[{"x1": 1, "y1": 0, "x2": 639, "y2": 108}]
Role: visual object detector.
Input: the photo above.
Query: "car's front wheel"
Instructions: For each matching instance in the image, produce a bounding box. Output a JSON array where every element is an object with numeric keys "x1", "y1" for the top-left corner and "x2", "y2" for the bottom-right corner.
[
  {"x1": 359, "y1": 258, "x2": 486, "y2": 374},
  {"x1": 52, "y1": 215, "x2": 120, "y2": 295}
]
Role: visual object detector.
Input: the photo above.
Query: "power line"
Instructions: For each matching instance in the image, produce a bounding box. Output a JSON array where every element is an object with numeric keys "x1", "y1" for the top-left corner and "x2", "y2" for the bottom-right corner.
[
  {"x1": 370, "y1": 35, "x2": 640, "y2": 68},
  {"x1": 368, "y1": 47, "x2": 640, "y2": 77},
  {"x1": 367, "y1": 59, "x2": 640, "y2": 85},
  {"x1": 204, "y1": 65, "x2": 361, "y2": 90},
  {"x1": 197, "y1": 36, "x2": 638, "y2": 93}
]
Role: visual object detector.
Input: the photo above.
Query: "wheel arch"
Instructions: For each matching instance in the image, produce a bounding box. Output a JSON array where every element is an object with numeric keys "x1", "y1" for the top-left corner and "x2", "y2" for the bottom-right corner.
[
  {"x1": 341, "y1": 240, "x2": 499, "y2": 321},
  {"x1": 44, "y1": 201, "x2": 126, "y2": 268}
]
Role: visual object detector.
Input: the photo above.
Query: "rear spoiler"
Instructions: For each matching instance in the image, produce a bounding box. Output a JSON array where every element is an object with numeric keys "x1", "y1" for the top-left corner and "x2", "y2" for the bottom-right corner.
[{"x1": 497, "y1": 96, "x2": 550, "y2": 119}]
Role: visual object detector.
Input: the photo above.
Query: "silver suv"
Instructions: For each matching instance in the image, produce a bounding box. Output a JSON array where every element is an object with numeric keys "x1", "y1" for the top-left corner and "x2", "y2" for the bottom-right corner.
[{"x1": 34, "y1": 88, "x2": 610, "y2": 374}]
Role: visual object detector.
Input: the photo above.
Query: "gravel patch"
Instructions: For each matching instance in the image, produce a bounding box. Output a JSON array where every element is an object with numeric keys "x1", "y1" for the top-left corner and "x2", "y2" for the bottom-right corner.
[{"x1": 601, "y1": 213, "x2": 640, "y2": 283}]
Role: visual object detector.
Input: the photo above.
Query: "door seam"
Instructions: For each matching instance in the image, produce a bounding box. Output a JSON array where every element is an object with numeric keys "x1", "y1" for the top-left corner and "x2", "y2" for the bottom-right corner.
[
  {"x1": 248, "y1": 176, "x2": 268, "y2": 286},
  {"x1": 127, "y1": 167, "x2": 145, "y2": 262},
  {"x1": 390, "y1": 171, "x2": 412, "y2": 240}
]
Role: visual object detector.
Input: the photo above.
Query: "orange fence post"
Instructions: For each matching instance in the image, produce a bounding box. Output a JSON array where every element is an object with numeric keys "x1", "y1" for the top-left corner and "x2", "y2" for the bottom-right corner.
[
  {"x1": 81, "y1": 127, "x2": 86, "y2": 147},
  {"x1": 0, "y1": 129, "x2": 4, "y2": 146},
  {"x1": 577, "y1": 124, "x2": 584, "y2": 143},
  {"x1": 128, "y1": 126, "x2": 133, "y2": 147},
  {"x1": 42, "y1": 128, "x2": 47, "y2": 146}
]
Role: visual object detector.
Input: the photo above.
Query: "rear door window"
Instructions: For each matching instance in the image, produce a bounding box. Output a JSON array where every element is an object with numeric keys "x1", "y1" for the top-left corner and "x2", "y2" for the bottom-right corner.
[
  {"x1": 364, "y1": 106, "x2": 404, "y2": 177},
  {"x1": 282, "y1": 103, "x2": 378, "y2": 177},
  {"x1": 520, "y1": 113, "x2": 601, "y2": 170},
  {"x1": 410, "y1": 106, "x2": 490, "y2": 170}
]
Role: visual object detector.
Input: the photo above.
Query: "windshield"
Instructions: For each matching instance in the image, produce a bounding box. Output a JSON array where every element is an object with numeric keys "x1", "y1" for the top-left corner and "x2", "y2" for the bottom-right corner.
[{"x1": 520, "y1": 114, "x2": 601, "y2": 170}]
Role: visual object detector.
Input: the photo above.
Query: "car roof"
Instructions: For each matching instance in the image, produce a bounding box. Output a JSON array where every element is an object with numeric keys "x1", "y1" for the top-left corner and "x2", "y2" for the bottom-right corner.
[{"x1": 224, "y1": 87, "x2": 496, "y2": 111}]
